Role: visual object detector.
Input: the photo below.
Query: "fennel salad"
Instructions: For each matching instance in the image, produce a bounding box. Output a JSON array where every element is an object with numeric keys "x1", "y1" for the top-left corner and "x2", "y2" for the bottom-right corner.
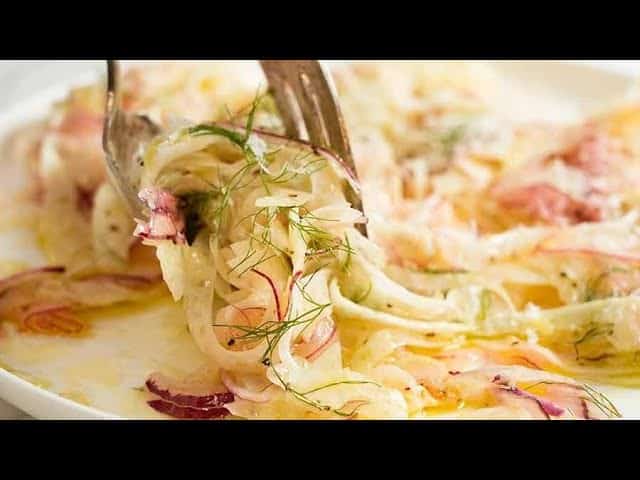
[{"x1": 1, "y1": 61, "x2": 639, "y2": 419}]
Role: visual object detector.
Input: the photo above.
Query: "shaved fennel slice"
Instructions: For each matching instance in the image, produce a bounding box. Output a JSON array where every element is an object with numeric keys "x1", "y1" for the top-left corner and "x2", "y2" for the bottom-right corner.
[
  {"x1": 341, "y1": 255, "x2": 458, "y2": 322},
  {"x1": 92, "y1": 182, "x2": 136, "y2": 270},
  {"x1": 329, "y1": 278, "x2": 470, "y2": 335},
  {"x1": 182, "y1": 235, "x2": 265, "y2": 373},
  {"x1": 155, "y1": 242, "x2": 186, "y2": 301}
]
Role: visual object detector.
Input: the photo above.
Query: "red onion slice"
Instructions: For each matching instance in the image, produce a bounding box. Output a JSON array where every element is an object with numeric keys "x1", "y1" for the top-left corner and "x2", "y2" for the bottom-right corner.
[
  {"x1": 251, "y1": 269, "x2": 282, "y2": 322},
  {"x1": 134, "y1": 187, "x2": 186, "y2": 245},
  {"x1": 145, "y1": 375, "x2": 234, "y2": 409},
  {"x1": 506, "y1": 386, "x2": 565, "y2": 418},
  {"x1": 23, "y1": 304, "x2": 72, "y2": 320},
  {"x1": 533, "y1": 382, "x2": 612, "y2": 420},
  {"x1": 0, "y1": 267, "x2": 162, "y2": 334},
  {"x1": 147, "y1": 399, "x2": 230, "y2": 419},
  {"x1": 0, "y1": 266, "x2": 65, "y2": 293},
  {"x1": 84, "y1": 273, "x2": 160, "y2": 288},
  {"x1": 492, "y1": 376, "x2": 565, "y2": 418},
  {"x1": 294, "y1": 318, "x2": 338, "y2": 361},
  {"x1": 219, "y1": 370, "x2": 274, "y2": 403}
]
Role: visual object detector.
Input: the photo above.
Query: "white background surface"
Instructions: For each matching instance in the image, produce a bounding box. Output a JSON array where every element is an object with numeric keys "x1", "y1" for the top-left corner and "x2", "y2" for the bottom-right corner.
[{"x1": 1, "y1": 60, "x2": 639, "y2": 420}]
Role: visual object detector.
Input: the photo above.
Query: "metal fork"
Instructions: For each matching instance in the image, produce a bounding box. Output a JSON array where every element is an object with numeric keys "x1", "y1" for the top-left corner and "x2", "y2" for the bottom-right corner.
[
  {"x1": 260, "y1": 61, "x2": 366, "y2": 236},
  {"x1": 103, "y1": 60, "x2": 159, "y2": 219},
  {"x1": 103, "y1": 60, "x2": 366, "y2": 236}
]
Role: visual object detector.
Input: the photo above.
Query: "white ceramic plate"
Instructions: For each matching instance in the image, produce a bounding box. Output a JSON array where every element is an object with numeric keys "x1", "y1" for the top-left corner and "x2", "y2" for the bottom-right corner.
[{"x1": 1, "y1": 61, "x2": 640, "y2": 419}]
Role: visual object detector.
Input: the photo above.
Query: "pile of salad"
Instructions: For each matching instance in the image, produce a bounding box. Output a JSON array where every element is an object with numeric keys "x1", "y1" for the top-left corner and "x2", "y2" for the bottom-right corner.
[{"x1": 3, "y1": 61, "x2": 640, "y2": 419}]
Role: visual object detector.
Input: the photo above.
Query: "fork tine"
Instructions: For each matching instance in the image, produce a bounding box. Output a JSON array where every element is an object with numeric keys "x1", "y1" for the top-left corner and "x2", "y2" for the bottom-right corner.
[
  {"x1": 297, "y1": 62, "x2": 356, "y2": 175},
  {"x1": 260, "y1": 60, "x2": 366, "y2": 236},
  {"x1": 261, "y1": 61, "x2": 357, "y2": 175},
  {"x1": 260, "y1": 61, "x2": 306, "y2": 140},
  {"x1": 103, "y1": 60, "x2": 160, "y2": 218},
  {"x1": 263, "y1": 61, "x2": 332, "y2": 149},
  {"x1": 288, "y1": 64, "x2": 331, "y2": 147}
]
